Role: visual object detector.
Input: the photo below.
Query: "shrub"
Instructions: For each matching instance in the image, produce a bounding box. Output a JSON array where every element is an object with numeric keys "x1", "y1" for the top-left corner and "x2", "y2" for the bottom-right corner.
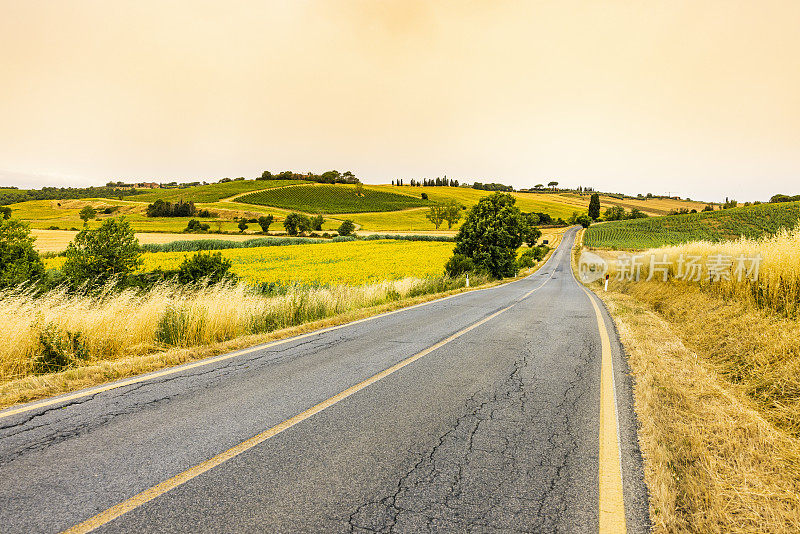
[
  {"x1": 257, "y1": 215, "x2": 274, "y2": 233},
  {"x1": 62, "y1": 218, "x2": 142, "y2": 288},
  {"x1": 338, "y1": 219, "x2": 355, "y2": 236},
  {"x1": 421, "y1": 192, "x2": 428, "y2": 200},
  {"x1": 0, "y1": 206, "x2": 11, "y2": 219},
  {"x1": 517, "y1": 250, "x2": 536, "y2": 269},
  {"x1": 444, "y1": 254, "x2": 476, "y2": 277},
  {"x1": 284, "y1": 212, "x2": 311, "y2": 236},
  {"x1": 33, "y1": 323, "x2": 88, "y2": 374},
  {"x1": 576, "y1": 214, "x2": 592, "y2": 228},
  {"x1": 185, "y1": 219, "x2": 210, "y2": 233},
  {"x1": 79, "y1": 206, "x2": 97, "y2": 223},
  {"x1": 146, "y1": 199, "x2": 196, "y2": 217},
  {"x1": 0, "y1": 218, "x2": 45, "y2": 288},
  {"x1": 310, "y1": 214, "x2": 324, "y2": 231},
  {"x1": 177, "y1": 251, "x2": 234, "y2": 285},
  {"x1": 238, "y1": 220, "x2": 249, "y2": 233}
]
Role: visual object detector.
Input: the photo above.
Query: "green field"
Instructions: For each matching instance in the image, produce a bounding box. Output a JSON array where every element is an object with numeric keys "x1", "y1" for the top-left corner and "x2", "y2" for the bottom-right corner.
[
  {"x1": 126, "y1": 180, "x2": 302, "y2": 203},
  {"x1": 236, "y1": 184, "x2": 430, "y2": 214},
  {"x1": 584, "y1": 202, "x2": 800, "y2": 249}
]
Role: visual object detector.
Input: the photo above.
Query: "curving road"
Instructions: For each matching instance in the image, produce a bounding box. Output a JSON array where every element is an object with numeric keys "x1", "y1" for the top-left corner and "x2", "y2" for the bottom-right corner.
[{"x1": 0, "y1": 228, "x2": 649, "y2": 533}]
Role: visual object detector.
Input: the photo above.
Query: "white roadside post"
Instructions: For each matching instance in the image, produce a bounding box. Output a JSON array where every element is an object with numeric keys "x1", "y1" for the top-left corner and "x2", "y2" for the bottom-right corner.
[
  {"x1": 466, "y1": 273, "x2": 469, "y2": 288},
  {"x1": 604, "y1": 274, "x2": 609, "y2": 292}
]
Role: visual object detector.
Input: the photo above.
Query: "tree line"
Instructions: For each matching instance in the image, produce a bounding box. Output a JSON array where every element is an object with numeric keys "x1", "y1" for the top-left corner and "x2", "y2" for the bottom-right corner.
[
  {"x1": 0, "y1": 186, "x2": 144, "y2": 206},
  {"x1": 259, "y1": 170, "x2": 359, "y2": 184}
]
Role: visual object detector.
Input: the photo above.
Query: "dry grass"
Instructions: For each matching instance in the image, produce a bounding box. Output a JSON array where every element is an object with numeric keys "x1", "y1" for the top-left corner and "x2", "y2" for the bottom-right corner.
[
  {"x1": 597, "y1": 288, "x2": 800, "y2": 533},
  {"x1": 602, "y1": 227, "x2": 800, "y2": 318},
  {"x1": 0, "y1": 277, "x2": 485, "y2": 385},
  {"x1": 0, "y1": 282, "x2": 489, "y2": 410}
]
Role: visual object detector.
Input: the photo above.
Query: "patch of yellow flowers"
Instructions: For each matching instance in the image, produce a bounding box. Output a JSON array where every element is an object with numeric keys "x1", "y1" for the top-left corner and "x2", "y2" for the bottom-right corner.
[{"x1": 46, "y1": 240, "x2": 453, "y2": 285}]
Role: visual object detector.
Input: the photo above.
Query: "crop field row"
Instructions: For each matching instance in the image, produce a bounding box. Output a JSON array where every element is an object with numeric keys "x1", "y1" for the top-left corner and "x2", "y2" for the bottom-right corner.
[
  {"x1": 45, "y1": 240, "x2": 455, "y2": 285},
  {"x1": 236, "y1": 184, "x2": 430, "y2": 214},
  {"x1": 120, "y1": 179, "x2": 303, "y2": 203},
  {"x1": 584, "y1": 201, "x2": 800, "y2": 249}
]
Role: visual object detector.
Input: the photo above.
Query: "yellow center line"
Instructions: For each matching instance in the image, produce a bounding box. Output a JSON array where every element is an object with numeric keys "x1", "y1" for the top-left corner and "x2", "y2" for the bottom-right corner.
[{"x1": 61, "y1": 254, "x2": 561, "y2": 534}]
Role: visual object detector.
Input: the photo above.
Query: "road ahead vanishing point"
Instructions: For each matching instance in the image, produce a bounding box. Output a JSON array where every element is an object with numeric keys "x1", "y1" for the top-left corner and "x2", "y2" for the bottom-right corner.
[{"x1": 0, "y1": 228, "x2": 649, "y2": 533}]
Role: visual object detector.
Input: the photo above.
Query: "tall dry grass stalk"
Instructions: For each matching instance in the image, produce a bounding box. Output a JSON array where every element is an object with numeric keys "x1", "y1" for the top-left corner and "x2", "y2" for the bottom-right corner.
[
  {"x1": 604, "y1": 226, "x2": 800, "y2": 317},
  {"x1": 0, "y1": 276, "x2": 476, "y2": 384}
]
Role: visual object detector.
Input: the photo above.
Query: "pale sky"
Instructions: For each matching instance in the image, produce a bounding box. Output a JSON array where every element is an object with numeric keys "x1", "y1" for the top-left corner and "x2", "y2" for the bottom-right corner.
[{"x1": 1, "y1": 1, "x2": 798, "y2": 202}]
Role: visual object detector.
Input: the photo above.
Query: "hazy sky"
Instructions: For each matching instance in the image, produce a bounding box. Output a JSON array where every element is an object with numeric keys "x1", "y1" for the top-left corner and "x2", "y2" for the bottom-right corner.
[{"x1": 1, "y1": 1, "x2": 798, "y2": 202}]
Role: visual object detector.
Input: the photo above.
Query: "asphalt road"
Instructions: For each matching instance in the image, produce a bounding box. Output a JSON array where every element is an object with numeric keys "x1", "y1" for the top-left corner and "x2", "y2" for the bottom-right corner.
[{"x1": 0, "y1": 227, "x2": 649, "y2": 533}]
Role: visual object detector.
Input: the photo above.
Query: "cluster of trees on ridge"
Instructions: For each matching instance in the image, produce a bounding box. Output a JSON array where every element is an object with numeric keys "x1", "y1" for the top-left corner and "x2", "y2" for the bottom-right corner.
[
  {"x1": 259, "y1": 170, "x2": 359, "y2": 184},
  {"x1": 0, "y1": 186, "x2": 143, "y2": 206}
]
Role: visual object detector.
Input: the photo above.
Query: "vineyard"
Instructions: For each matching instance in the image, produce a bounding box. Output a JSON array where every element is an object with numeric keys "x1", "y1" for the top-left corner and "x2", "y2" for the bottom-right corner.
[
  {"x1": 129, "y1": 179, "x2": 303, "y2": 203},
  {"x1": 235, "y1": 184, "x2": 430, "y2": 214},
  {"x1": 584, "y1": 201, "x2": 800, "y2": 249}
]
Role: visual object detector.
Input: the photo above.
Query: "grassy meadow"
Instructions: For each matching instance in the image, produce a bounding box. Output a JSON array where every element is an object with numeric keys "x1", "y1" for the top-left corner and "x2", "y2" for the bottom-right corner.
[{"x1": 584, "y1": 201, "x2": 800, "y2": 249}]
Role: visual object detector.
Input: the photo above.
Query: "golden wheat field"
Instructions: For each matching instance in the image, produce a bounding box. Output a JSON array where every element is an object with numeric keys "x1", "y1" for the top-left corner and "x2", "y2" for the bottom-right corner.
[
  {"x1": 0, "y1": 275, "x2": 480, "y2": 384},
  {"x1": 45, "y1": 240, "x2": 455, "y2": 285},
  {"x1": 600, "y1": 227, "x2": 800, "y2": 317}
]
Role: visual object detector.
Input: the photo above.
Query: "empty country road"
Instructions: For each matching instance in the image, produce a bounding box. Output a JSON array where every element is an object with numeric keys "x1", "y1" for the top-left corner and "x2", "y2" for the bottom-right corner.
[{"x1": 0, "y1": 227, "x2": 649, "y2": 533}]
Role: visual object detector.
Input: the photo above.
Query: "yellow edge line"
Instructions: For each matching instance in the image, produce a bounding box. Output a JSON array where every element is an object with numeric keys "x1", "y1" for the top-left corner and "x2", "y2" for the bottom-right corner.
[
  {"x1": 569, "y1": 230, "x2": 626, "y2": 531},
  {"x1": 62, "y1": 252, "x2": 562, "y2": 534},
  {"x1": 571, "y1": 286, "x2": 626, "y2": 528}
]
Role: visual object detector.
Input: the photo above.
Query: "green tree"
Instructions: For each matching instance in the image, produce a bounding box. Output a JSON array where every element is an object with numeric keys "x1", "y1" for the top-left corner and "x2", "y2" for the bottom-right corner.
[
  {"x1": 576, "y1": 214, "x2": 592, "y2": 228},
  {"x1": 628, "y1": 207, "x2": 648, "y2": 219},
  {"x1": 0, "y1": 206, "x2": 11, "y2": 220},
  {"x1": 284, "y1": 212, "x2": 310, "y2": 235},
  {"x1": 451, "y1": 193, "x2": 527, "y2": 278},
  {"x1": 310, "y1": 214, "x2": 324, "y2": 231},
  {"x1": 588, "y1": 193, "x2": 601, "y2": 220},
  {"x1": 338, "y1": 219, "x2": 355, "y2": 236},
  {"x1": 178, "y1": 252, "x2": 233, "y2": 285},
  {"x1": 237, "y1": 220, "x2": 249, "y2": 233},
  {"x1": 547, "y1": 181, "x2": 559, "y2": 190},
  {"x1": 79, "y1": 206, "x2": 97, "y2": 224},
  {"x1": 257, "y1": 215, "x2": 274, "y2": 233},
  {"x1": 0, "y1": 219, "x2": 44, "y2": 288},
  {"x1": 443, "y1": 201, "x2": 463, "y2": 229},
  {"x1": 62, "y1": 218, "x2": 141, "y2": 288},
  {"x1": 603, "y1": 205, "x2": 626, "y2": 221},
  {"x1": 426, "y1": 204, "x2": 446, "y2": 229}
]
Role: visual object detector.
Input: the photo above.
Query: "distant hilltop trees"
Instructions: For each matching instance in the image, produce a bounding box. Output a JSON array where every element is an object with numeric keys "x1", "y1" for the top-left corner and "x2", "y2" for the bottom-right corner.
[
  {"x1": 258, "y1": 170, "x2": 360, "y2": 185},
  {"x1": 770, "y1": 194, "x2": 800, "y2": 203},
  {"x1": 0, "y1": 186, "x2": 143, "y2": 206}
]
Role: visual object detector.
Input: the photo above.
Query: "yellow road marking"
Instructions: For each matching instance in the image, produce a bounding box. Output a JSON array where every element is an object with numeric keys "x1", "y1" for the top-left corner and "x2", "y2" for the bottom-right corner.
[
  {"x1": 578, "y1": 286, "x2": 627, "y2": 532},
  {"x1": 569, "y1": 228, "x2": 626, "y2": 532},
  {"x1": 61, "y1": 254, "x2": 561, "y2": 533}
]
